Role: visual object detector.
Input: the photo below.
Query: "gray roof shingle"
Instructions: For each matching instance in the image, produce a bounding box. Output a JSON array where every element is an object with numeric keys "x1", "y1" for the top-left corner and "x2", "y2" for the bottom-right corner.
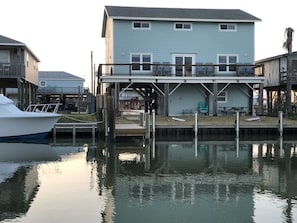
[
  {"x1": 0, "y1": 34, "x2": 40, "y2": 61},
  {"x1": 105, "y1": 6, "x2": 261, "y2": 22},
  {"x1": 0, "y1": 34, "x2": 25, "y2": 46}
]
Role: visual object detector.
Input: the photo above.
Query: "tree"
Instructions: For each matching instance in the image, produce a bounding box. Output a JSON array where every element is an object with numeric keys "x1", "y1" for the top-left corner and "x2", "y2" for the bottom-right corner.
[{"x1": 283, "y1": 27, "x2": 294, "y2": 114}]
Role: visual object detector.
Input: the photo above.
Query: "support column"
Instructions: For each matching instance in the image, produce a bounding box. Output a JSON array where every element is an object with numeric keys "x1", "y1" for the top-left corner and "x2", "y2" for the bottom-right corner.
[
  {"x1": 258, "y1": 83, "x2": 264, "y2": 115},
  {"x1": 107, "y1": 96, "x2": 115, "y2": 142},
  {"x1": 164, "y1": 83, "x2": 169, "y2": 116},
  {"x1": 115, "y1": 82, "x2": 120, "y2": 115},
  {"x1": 213, "y1": 83, "x2": 218, "y2": 116}
]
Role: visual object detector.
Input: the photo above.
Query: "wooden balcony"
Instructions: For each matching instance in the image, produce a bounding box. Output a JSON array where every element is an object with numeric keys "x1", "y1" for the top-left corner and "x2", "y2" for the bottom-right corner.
[
  {"x1": 0, "y1": 63, "x2": 25, "y2": 78},
  {"x1": 99, "y1": 63, "x2": 261, "y2": 77}
]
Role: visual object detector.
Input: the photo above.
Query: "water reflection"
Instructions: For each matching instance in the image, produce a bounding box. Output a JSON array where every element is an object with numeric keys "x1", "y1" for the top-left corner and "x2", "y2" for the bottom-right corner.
[
  {"x1": 1, "y1": 136, "x2": 297, "y2": 222},
  {"x1": 0, "y1": 140, "x2": 84, "y2": 222},
  {"x1": 97, "y1": 136, "x2": 297, "y2": 223}
]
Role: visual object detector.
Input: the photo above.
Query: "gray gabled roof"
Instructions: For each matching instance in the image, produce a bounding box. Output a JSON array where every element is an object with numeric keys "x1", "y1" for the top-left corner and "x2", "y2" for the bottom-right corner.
[
  {"x1": 0, "y1": 34, "x2": 25, "y2": 46},
  {"x1": 256, "y1": 51, "x2": 297, "y2": 64},
  {"x1": 102, "y1": 6, "x2": 261, "y2": 37},
  {"x1": 39, "y1": 71, "x2": 85, "y2": 81},
  {"x1": 105, "y1": 5, "x2": 260, "y2": 21},
  {"x1": 0, "y1": 34, "x2": 40, "y2": 62}
]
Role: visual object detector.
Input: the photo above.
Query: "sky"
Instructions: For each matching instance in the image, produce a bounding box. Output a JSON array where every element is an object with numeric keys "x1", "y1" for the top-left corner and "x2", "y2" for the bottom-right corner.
[{"x1": 1, "y1": 0, "x2": 296, "y2": 89}]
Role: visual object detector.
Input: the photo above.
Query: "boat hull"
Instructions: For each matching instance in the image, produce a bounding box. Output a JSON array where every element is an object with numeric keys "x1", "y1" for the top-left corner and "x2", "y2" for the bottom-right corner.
[{"x1": 0, "y1": 114, "x2": 61, "y2": 139}]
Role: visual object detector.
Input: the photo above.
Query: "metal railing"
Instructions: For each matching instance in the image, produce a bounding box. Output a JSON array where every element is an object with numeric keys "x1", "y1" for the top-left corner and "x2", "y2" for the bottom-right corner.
[
  {"x1": 37, "y1": 86, "x2": 86, "y2": 94},
  {"x1": 0, "y1": 63, "x2": 25, "y2": 78},
  {"x1": 26, "y1": 103, "x2": 62, "y2": 113},
  {"x1": 98, "y1": 63, "x2": 261, "y2": 77}
]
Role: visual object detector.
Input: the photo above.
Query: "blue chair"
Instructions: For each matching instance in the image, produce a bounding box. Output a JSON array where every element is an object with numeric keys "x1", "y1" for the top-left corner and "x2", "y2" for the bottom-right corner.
[{"x1": 199, "y1": 101, "x2": 208, "y2": 115}]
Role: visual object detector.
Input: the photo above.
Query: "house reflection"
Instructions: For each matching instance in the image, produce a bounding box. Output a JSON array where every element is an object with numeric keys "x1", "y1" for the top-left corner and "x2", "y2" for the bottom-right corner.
[
  {"x1": 97, "y1": 136, "x2": 297, "y2": 223},
  {"x1": 0, "y1": 165, "x2": 39, "y2": 221},
  {"x1": 0, "y1": 142, "x2": 60, "y2": 221}
]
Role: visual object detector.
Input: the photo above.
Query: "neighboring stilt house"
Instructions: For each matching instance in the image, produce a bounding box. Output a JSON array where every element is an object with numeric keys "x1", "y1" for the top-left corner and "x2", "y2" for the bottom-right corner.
[
  {"x1": 256, "y1": 51, "x2": 297, "y2": 115},
  {"x1": 99, "y1": 6, "x2": 264, "y2": 116},
  {"x1": 0, "y1": 34, "x2": 40, "y2": 109}
]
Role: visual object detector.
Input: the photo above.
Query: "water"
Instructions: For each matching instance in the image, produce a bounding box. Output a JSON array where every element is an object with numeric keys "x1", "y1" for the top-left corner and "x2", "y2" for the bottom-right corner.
[{"x1": 0, "y1": 136, "x2": 297, "y2": 223}]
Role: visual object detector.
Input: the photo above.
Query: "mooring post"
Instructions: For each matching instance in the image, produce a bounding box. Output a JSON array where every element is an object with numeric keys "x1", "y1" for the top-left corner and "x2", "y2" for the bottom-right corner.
[
  {"x1": 152, "y1": 110, "x2": 156, "y2": 138},
  {"x1": 145, "y1": 112, "x2": 150, "y2": 140},
  {"x1": 195, "y1": 112, "x2": 198, "y2": 138},
  {"x1": 53, "y1": 126, "x2": 57, "y2": 138},
  {"x1": 107, "y1": 96, "x2": 115, "y2": 142},
  {"x1": 279, "y1": 111, "x2": 283, "y2": 137},
  {"x1": 235, "y1": 111, "x2": 240, "y2": 137}
]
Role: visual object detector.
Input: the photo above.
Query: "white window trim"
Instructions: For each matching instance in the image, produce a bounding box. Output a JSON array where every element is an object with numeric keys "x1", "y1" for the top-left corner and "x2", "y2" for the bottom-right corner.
[
  {"x1": 218, "y1": 91, "x2": 228, "y2": 103},
  {"x1": 172, "y1": 53, "x2": 196, "y2": 75},
  {"x1": 39, "y1": 80, "x2": 46, "y2": 87},
  {"x1": 219, "y1": 23, "x2": 237, "y2": 32},
  {"x1": 174, "y1": 22, "x2": 192, "y2": 31},
  {"x1": 130, "y1": 53, "x2": 153, "y2": 72},
  {"x1": 217, "y1": 54, "x2": 238, "y2": 73},
  {"x1": 132, "y1": 21, "x2": 151, "y2": 30}
]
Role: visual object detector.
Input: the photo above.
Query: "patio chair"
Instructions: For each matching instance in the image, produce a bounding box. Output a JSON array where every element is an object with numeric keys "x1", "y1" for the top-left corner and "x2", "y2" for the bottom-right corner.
[{"x1": 199, "y1": 101, "x2": 208, "y2": 115}]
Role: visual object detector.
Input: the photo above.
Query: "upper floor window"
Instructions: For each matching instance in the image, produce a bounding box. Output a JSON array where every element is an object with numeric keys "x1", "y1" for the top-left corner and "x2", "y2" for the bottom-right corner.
[
  {"x1": 174, "y1": 23, "x2": 192, "y2": 31},
  {"x1": 219, "y1": 23, "x2": 237, "y2": 32},
  {"x1": 0, "y1": 50, "x2": 10, "y2": 63},
  {"x1": 218, "y1": 55, "x2": 238, "y2": 72},
  {"x1": 132, "y1": 21, "x2": 151, "y2": 30},
  {"x1": 131, "y1": 53, "x2": 152, "y2": 71}
]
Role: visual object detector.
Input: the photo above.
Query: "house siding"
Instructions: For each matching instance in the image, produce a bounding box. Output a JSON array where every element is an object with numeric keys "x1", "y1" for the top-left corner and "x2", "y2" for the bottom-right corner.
[
  {"x1": 25, "y1": 50, "x2": 39, "y2": 85},
  {"x1": 169, "y1": 84, "x2": 250, "y2": 115},
  {"x1": 113, "y1": 20, "x2": 255, "y2": 66}
]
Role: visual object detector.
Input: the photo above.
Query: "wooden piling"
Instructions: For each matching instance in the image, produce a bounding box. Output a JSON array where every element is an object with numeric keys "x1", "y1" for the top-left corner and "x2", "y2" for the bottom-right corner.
[
  {"x1": 279, "y1": 111, "x2": 283, "y2": 137},
  {"x1": 235, "y1": 111, "x2": 240, "y2": 137},
  {"x1": 107, "y1": 96, "x2": 115, "y2": 142}
]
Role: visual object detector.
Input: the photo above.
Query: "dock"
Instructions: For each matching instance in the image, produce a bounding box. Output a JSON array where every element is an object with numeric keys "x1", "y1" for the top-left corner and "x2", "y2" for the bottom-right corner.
[
  {"x1": 52, "y1": 111, "x2": 297, "y2": 139},
  {"x1": 53, "y1": 122, "x2": 98, "y2": 138},
  {"x1": 115, "y1": 124, "x2": 146, "y2": 137},
  {"x1": 115, "y1": 112, "x2": 297, "y2": 138}
]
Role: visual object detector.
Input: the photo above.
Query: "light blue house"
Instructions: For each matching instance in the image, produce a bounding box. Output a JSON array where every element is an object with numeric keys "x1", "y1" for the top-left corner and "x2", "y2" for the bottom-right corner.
[
  {"x1": 38, "y1": 71, "x2": 84, "y2": 95},
  {"x1": 37, "y1": 71, "x2": 88, "y2": 112},
  {"x1": 100, "y1": 6, "x2": 264, "y2": 116}
]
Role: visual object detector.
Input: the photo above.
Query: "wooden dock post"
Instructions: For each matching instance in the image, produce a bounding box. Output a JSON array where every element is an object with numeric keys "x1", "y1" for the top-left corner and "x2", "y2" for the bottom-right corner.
[
  {"x1": 152, "y1": 110, "x2": 156, "y2": 138},
  {"x1": 107, "y1": 96, "x2": 115, "y2": 142},
  {"x1": 145, "y1": 112, "x2": 150, "y2": 140},
  {"x1": 194, "y1": 112, "x2": 198, "y2": 138},
  {"x1": 235, "y1": 111, "x2": 240, "y2": 137},
  {"x1": 279, "y1": 111, "x2": 283, "y2": 137}
]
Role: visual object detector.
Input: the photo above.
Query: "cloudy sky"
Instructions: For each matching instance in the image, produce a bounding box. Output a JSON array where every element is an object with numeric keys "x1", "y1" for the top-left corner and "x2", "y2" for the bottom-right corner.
[{"x1": 1, "y1": 0, "x2": 296, "y2": 87}]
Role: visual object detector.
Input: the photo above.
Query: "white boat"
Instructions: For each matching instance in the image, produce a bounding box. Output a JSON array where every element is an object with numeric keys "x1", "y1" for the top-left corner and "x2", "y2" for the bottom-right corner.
[{"x1": 0, "y1": 94, "x2": 61, "y2": 139}]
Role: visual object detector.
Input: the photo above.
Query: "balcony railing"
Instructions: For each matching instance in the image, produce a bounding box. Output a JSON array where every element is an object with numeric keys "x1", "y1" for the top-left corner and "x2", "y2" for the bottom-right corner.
[
  {"x1": 98, "y1": 63, "x2": 261, "y2": 77},
  {"x1": 0, "y1": 63, "x2": 25, "y2": 78},
  {"x1": 37, "y1": 86, "x2": 86, "y2": 95},
  {"x1": 280, "y1": 71, "x2": 297, "y2": 84}
]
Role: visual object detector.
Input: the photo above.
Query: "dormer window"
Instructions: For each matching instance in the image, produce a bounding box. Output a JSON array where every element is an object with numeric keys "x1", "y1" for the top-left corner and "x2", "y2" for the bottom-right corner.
[
  {"x1": 174, "y1": 23, "x2": 192, "y2": 31},
  {"x1": 219, "y1": 23, "x2": 237, "y2": 31},
  {"x1": 132, "y1": 21, "x2": 151, "y2": 29}
]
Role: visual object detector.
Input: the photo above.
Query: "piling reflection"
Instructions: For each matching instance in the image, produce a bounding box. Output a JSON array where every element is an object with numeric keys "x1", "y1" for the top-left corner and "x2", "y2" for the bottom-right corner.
[{"x1": 96, "y1": 136, "x2": 297, "y2": 223}]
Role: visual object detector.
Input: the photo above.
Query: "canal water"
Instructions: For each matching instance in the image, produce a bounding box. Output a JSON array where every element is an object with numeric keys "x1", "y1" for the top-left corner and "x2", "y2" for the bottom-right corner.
[{"x1": 0, "y1": 135, "x2": 297, "y2": 223}]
